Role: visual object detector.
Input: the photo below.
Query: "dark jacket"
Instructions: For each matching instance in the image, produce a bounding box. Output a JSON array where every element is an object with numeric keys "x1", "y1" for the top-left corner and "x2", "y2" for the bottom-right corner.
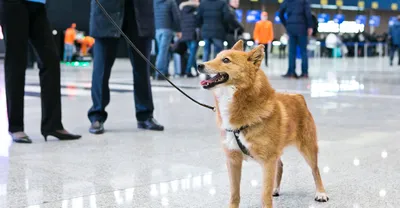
[
  {"x1": 226, "y1": 6, "x2": 244, "y2": 36},
  {"x1": 279, "y1": 0, "x2": 313, "y2": 36},
  {"x1": 197, "y1": 0, "x2": 231, "y2": 40},
  {"x1": 179, "y1": 1, "x2": 199, "y2": 41},
  {"x1": 154, "y1": 0, "x2": 181, "y2": 32},
  {"x1": 389, "y1": 20, "x2": 400, "y2": 46},
  {"x1": 90, "y1": 0, "x2": 155, "y2": 38}
]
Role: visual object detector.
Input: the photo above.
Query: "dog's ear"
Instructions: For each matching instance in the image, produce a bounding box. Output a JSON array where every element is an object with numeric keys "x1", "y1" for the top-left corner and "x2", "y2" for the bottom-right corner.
[
  {"x1": 247, "y1": 45, "x2": 265, "y2": 67},
  {"x1": 231, "y1": 40, "x2": 244, "y2": 51}
]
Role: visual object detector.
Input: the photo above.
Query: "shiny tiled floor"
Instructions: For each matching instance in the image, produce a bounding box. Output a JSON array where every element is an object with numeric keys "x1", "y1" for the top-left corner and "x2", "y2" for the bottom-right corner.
[{"x1": 1, "y1": 57, "x2": 400, "y2": 208}]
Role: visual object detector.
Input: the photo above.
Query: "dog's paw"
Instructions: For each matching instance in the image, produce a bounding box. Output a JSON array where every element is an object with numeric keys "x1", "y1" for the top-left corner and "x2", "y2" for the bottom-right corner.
[
  {"x1": 314, "y1": 192, "x2": 329, "y2": 202},
  {"x1": 272, "y1": 188, "x2": 280, "y2": 197}
]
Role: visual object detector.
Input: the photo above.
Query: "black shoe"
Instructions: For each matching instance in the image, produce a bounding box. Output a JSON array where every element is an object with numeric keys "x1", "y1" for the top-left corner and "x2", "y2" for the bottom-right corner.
[
  {"x1": 281, "y1": 74, "x2": 298, "y2": 79},
  {"x1": 299, "y1": 74, "x2": 309, "y2": 79},
  {"x1": 186, "y1": 74, "x2": 197, "y2": 78},
  {"x1": 390, "y1": 62, "x2": 393, "y2": 66},
  {"x1": 138, "y1": 117, "x2": 164, "y2": 131},
  {"x1": 11, "y1": 132, "x2": 32, "y2": 144},
  {"x1": 43, "y1": 130, "x2": 81, "y2": 142},
  {"x1": 89, "y1": 121, "x2": 105, "y2": 134},
  {"x1": 155, "y1": 76, "x2": 167, "y2": 81}
]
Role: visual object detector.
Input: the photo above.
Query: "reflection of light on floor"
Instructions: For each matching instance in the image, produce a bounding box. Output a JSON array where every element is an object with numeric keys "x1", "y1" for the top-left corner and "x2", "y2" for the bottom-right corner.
[
  {"x1": 379, "y1": 189, "x2": 386, "y2": 197},
  {"x1": 381, "y1": 151, "x2": 388, "y2": 159},
  {"x1": 71, "y1": 196, "x2": 83, "y2": 208},
  {"x1": 353, "y1": 158, "x2": 360, "y2": 166},
  {"x1": 0, "y1": 86, "x2": 11, "y2": 157},
  {"x1": 323, "y1": 166, "x2": 330, "y2": 173},
  {"x1": 310, "y1": 79, "x2": 364, "y2": 98},
  {"x1": 161, "y1": 197, "x2": 169, "y2": 206},
  {"x1": 62, "y1": 199, "x2": 69, "y2": 208},
  {"x1": 114, "y1": 190, "x2": 123, "y2": 205},
  {"x1": 251, "y1": 180, "x2": 258, "y2": 187},
  {"x1": 90, "y1": 195, "x2": 97, "y2": 208},
  {"x1": 124, "y1": 188, "x2": 134, "y2": 203},
  {"x1": 209, "y1": 187, "x2": 216, "y2": 195}
]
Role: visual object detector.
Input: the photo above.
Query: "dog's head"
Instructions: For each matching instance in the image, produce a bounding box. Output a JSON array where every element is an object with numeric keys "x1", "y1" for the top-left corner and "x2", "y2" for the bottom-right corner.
[{"x1": 198, "y1": 40, "x2": 265, "y2": 90}]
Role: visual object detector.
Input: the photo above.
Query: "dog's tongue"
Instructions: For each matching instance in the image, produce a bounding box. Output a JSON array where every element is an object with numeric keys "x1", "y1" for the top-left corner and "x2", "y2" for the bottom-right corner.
[{"x1": 200, "y1": 79, "x2": 212, "y2": 86}]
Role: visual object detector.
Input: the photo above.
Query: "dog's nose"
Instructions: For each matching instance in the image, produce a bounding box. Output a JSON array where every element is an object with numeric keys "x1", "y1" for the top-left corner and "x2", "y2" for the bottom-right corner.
[{"x1": 197, "y1": 64, "x2": 205, "y2": 73}]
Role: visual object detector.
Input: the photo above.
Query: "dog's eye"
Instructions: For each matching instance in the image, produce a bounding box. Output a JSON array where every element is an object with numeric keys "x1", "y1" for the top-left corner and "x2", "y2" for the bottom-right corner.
[{"x1": 222, "y1": 58, "x2": 231, "y2": 64}]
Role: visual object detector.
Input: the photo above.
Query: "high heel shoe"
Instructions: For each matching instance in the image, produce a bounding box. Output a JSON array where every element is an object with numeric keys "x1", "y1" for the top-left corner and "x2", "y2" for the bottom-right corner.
[
  {"x1": 11, "y1": 132, "x2": 32, "y2": 144},
  {"x1": 43, "y1": 131, "x2": 81, "y2": 142}
]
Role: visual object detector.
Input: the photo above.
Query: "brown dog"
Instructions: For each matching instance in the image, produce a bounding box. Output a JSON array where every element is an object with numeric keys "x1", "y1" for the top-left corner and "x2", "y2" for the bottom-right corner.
[{"x1": 198, "y1": 40, "x2": 329, "y2": 208}]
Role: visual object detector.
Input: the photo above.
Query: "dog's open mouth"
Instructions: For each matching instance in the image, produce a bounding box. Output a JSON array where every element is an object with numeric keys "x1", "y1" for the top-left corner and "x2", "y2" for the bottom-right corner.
[{"x1": 200, "y1": 73, "x2": 229, "y2": 89}]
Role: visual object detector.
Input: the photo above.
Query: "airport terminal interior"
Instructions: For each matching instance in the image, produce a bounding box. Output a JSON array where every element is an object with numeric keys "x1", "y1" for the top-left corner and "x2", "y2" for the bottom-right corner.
[{"x1": 1, "y1": 57, "x2": 400, "y2": 207}]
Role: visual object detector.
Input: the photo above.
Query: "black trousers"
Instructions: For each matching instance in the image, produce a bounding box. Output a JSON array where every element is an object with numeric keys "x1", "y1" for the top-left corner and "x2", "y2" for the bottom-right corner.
[
  {"x1": 88, "y1": 0, "x2": 154, "y2": 123},
  {"x1": 263, "y1": 43, "x2": 269, "y2": 66},
  {"x1": 0, "y1": 1, "x2": 64, "y2": 133}
]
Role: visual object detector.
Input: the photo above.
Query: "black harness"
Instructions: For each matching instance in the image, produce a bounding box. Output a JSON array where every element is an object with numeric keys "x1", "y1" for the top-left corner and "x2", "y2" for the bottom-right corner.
[{"x1": 226, "y1": 125, "x2": 252, "y2": 157}]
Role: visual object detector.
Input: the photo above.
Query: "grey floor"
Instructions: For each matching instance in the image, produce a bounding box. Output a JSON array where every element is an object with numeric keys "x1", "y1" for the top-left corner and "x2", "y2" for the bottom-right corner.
[{"x1": 1, "y1": 57, "x2": 400, "y2": 208}]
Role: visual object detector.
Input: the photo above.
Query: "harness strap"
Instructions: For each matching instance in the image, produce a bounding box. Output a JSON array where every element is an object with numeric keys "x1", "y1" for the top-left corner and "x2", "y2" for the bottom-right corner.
[{"x1": 226, "y1": 125, "x2": 252, "y2": 157}]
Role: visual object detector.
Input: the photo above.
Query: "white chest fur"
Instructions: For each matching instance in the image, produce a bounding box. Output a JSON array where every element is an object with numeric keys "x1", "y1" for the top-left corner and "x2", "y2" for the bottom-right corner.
[{"x1": 214, "y1": 87, "x2": 251, "y2": 151}]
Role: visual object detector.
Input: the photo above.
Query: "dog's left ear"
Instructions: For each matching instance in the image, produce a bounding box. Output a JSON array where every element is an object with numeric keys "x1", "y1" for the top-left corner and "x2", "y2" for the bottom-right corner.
[
  {"x1": 231, "y1": 40, "x2": 244, "y2": 51},
  {"x1": 248, "y1": 45, "x2": 265, "y2": 67}
]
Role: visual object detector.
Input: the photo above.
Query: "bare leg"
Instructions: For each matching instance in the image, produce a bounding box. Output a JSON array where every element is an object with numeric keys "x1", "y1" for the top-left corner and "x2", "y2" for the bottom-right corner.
[
  {"x1": 273, "y1": 158, "x2": 283, "y2": 197},
  {"x1": 261, "y1": 159, "x2": 277, "y2": 208},
  {"x1": 226, "y1": 150, "x2": 243, "y2": 208}
]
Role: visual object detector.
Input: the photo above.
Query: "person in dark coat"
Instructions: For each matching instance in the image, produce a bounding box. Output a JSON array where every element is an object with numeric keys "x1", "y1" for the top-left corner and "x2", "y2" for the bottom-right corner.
[
  {"x1": 179, "y1": 0, "x2": 200, "y2": 77},
  {"x1": 154, "y1": 0, "x2": 181, "y2": 79},
  {"x1": 389, "y1": 15, "x2": 400, "y2": 66},
  {"x1": 226, "y1": 0, "x2": 244, "y2": 49},
  {"x1": 88, "y1": 0, "x2": 164, "y2": 134},
  {"x1": 197, "y1": 0, "x2": 232, "y2": 62},
  {"x1": 279, "y1": 0, "x2": 313, "y2": 79},
  {"x1": 0, "y1": 0, "x2": 81, "y2": 143}
]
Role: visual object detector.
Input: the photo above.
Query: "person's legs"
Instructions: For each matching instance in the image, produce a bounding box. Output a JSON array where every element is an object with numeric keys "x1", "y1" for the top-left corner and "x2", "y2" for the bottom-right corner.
[
  {"x1": 123, "y1": 0, "x2": 162, "y2": 130},
  {"x1": 264, "y1": 43, "x2": 269, "y2": 66},
  {"x1": 186, "y1": 40, "x2": 198, "y2": 75},
  {"x1": 299, "y1": 35, "x2": 309, "y2": 76},
  {"x1": 27, "y1": 2, "x2": 65, "y2": 133},
  {"x1": 212, "y1": 38, "x2": 224, "y2": 57},
  {"x1": 155, "y1": 29, "x2": 173, "y2": 77},
  {"x1": 287, "y1": 35, "x2": 297, "y2": 75},
  {"x1": 1, "y1": 1, "x2": 30, "y2": 134},
  {"x1": 389, "y1": 45, "x2": 395, "y2": 66},
  {"x1": 87, "y1": 38, "x2": 118, "y2": 124},
  {"x1": 202, "y1": 39, "x2": 211, "y2": 62}
]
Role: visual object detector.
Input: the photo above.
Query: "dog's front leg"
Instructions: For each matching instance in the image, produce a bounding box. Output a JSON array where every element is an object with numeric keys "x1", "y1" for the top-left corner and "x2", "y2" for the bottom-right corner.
[
  {"x1": 225, "y1": 150, "x2": 243, "y2": 208},
  {"x1": 261, "y1": 159, "x2": 277, "y2": 208}
]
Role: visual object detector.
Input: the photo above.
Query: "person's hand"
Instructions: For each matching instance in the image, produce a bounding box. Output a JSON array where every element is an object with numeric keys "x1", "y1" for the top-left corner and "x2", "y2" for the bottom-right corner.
[
  {"x1": 308, "y1": 28, "x2": 313, "y2": 37},
  {"x1": 176, "y1": 32, "x2": 182, "y2": 39}
]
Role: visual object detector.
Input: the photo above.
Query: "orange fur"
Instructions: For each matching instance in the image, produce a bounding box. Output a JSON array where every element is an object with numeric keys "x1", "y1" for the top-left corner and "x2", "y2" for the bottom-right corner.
[{"x1": 202, "y1": 40, "x2": 328, "y2": 208}]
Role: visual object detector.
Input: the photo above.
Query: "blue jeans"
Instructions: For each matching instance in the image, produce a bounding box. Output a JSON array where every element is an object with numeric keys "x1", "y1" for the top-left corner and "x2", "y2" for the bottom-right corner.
[
  {"x1": 390, "y1": 45, "x2": 400, "y2": 65},
  {"x1": 203, "y1": 38, "x2": 224, "y2": 62},
  {"x1": 288, "y1": 35, "x2": 308, "y2": 75},
  {"x1": 155, "y1": 29, "x2": 174, "y2": 77},
  {"x1": 186, "y1": 40, "x2": 198, "y2": 74},
  {"x1": 63, "y1": 43, "x2": 74, "y2": 62}
]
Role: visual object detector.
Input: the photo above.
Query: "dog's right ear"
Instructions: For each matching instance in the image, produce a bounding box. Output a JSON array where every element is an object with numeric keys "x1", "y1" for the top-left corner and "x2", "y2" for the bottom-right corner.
[{"x1": 231, "y1": 40, "x2": 244, "y2": 51}]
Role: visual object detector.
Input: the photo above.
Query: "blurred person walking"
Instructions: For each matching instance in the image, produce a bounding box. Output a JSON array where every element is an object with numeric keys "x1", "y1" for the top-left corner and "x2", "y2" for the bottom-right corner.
[
  {"x1": 226, "y1": 0, "x2": 244, "y2": 49},
  {"x1": 389, "y1": 15, "x2": 400, "y2": 66},
  {"x1": 253, "y1": 11, "x2": 274, "y2": 67},
  {"x1": 279, "y1": 0, "x2": 313, "y2": 79},
  {"x1": 88, "y1": 0, "x2": 164, "y2": 134},
  {"x1": 64, "y1": 23, "x2": 77, "y2": 62},
  {"x1": 154, "y1": 0, "x2": 182, "y2": 80},
  {"x1": 179, "y1": 0, "x2": 200, "y2": 78},
  {"x1": 197, "y1": 0, "x2": 231, "y2": 62},
  {"x1": 0, "y1": 0, "x2": 81, "y2": 143}
]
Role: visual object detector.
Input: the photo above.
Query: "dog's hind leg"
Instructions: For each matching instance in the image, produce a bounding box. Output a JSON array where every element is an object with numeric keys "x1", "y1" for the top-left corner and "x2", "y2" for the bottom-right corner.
[
  {"x1": 298, "y1": 142, "x2": 329, "y2": 202},
  {"x1": 225, "y1": 150, "x2": 243, "y2": 208},
  {"x1": 273, "y1": 158, "x2": 283, "y2": 197}
]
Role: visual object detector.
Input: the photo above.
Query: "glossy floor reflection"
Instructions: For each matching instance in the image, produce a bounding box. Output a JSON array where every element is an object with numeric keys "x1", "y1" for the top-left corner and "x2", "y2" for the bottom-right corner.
[{"x1": 1, "y1": 57, "x2": 400, "y2": 208}]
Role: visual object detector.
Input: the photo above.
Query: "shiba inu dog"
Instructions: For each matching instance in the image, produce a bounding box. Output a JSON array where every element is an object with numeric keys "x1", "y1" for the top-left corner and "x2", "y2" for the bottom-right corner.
[{"x1": 197, "y1": 40, "x2": 329, "y2": 208}]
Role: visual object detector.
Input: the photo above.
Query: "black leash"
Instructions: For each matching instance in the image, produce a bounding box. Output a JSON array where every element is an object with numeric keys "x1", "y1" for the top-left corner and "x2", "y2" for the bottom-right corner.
[{"x1": 93, "y1": 0, "x2": 215, "y2": 111}]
